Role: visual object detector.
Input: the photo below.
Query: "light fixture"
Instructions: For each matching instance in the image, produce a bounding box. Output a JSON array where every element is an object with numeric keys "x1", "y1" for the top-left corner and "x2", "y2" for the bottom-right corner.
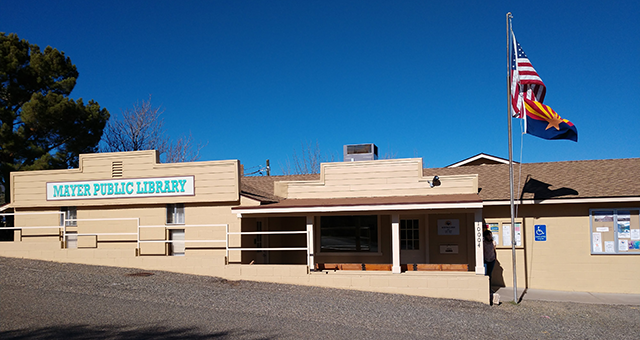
[{"x1": 428, "y1": 175, "x2": 441, "y2": 188}]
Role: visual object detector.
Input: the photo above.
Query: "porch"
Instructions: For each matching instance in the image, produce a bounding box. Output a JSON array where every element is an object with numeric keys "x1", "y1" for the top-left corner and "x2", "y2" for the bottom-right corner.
[{"x1": 231, "y1": 195, "x2": 487, "y2": 276}]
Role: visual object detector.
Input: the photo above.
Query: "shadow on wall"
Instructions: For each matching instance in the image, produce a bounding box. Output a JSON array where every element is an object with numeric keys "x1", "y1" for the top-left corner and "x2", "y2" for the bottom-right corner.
[{"x1": 491, "y1": 260, "x2": 506, "y2": 288}]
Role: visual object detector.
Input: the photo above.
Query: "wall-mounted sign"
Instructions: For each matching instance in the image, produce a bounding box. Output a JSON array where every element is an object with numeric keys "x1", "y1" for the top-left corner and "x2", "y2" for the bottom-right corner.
[
  {"x1": 534, "y1": 224, "x2": 547, "y2": 241},
  {"x1": 437, "y1": 219, "x2": 460, "y2": 235},
  {"x1": 47, "y1": 176, "x2": 194, "y2": 200},
  {"x1": 439, "y1": 244, "x2": 459, "y2": 254}
]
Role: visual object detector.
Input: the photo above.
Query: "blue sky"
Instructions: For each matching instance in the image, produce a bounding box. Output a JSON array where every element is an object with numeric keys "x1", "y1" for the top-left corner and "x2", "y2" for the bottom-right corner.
[{"x1": 2, "y1": 1, "x2": 638, "y2": 174}]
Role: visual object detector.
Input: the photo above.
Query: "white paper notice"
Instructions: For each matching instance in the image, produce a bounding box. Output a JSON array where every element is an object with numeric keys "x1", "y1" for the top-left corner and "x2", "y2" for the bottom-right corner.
[
  {"x1": 515, "y1": 223, "x2": 522, "y2": 246},
  {"x1": 596, "y1": 227, "x2": 609, "y2": 232},
  {"x1": 619, "y1": 240, "x2": 629, "y2": 251},
  {"x1": 617, "y1": 217, "x2": 631, "y2": 238},
  {"x1": 604, "y1": 241, "x2": 615, "y2": 253},
  {"x1": 631, "y1": 229, "x2": 640, "y2": 241},
  {"x1": 618, "y1": 231, "x2": 631, "y2": 239},
  {"x1": 592, "y1": 233, "x2": 603, "y2": 253},
  {"x1": 503, "y1": 224, "x2": 512, "y2": 247}
]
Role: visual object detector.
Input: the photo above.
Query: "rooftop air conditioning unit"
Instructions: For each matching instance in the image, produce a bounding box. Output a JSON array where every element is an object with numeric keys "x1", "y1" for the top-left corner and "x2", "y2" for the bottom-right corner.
[{"x1": 343, "y1": 143, "x2": 378, "y2": 162}]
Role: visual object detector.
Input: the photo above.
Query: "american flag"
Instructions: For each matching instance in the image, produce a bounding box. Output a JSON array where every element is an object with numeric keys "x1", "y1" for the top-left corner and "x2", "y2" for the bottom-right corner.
[{"x1": 511, "y1": 32, "x2": 546, "y2": 118}]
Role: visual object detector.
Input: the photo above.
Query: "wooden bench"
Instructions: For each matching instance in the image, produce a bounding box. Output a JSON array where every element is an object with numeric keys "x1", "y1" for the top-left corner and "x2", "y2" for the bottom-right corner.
[
  {"x1": 315, "y1": 263, "x2": 468, "y2": 272},
  {"x1": 402, "y1": 263, "x2": 469, "y2": 271}
]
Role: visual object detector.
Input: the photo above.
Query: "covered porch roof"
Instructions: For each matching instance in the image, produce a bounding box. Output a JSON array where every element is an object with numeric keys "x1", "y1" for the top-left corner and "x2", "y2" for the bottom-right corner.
[{"x1": 233, "y1": 193, "x2": 482, "y2": 215}]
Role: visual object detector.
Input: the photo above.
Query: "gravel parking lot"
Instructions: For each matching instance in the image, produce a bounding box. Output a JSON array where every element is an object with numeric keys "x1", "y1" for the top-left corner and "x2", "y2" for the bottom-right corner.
[{"x1": 1, "y1": 256, "x2": 638, "y2": 339}]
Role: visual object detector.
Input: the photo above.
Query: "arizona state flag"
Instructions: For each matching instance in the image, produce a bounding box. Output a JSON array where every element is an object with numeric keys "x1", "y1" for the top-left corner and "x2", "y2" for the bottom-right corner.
[{"x1": 524, "y1": 98, "x2": 577, "y2": 142}]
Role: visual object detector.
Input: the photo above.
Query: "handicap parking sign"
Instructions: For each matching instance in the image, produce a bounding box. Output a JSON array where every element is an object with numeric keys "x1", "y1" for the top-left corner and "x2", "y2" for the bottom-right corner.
[{"x1": 535, "y1": 225, "x2": 546, "y2": 241}]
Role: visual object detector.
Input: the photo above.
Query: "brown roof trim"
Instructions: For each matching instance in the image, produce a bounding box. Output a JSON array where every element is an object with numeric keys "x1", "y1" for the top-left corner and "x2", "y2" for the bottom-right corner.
[{"x1": 234, "y1": 194, "x2": 481, "y2": 211}]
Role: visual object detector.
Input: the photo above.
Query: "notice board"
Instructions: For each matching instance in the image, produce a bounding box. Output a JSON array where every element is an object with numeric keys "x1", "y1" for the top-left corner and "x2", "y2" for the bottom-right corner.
[
  {"x1": 590, "y1": 209, "x2": 640, "y2": 254},
  {"x1": 485, "y1": 221, "x2": 523, "y2": 249}
]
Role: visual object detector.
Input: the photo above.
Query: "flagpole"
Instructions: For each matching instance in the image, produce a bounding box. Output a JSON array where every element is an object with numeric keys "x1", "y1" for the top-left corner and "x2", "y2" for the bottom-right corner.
[{"x1": 506, "y1": 12, "x2": 518, "y2": 304}]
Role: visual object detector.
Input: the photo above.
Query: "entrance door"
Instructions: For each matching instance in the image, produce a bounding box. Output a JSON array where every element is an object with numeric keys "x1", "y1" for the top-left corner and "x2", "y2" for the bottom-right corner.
[
  {"x1": 400, "y1": 218, "x2": 425, "y2": 263},
  {"x1": 428, "y1": 214, "x2": 470, "y2": 265}
]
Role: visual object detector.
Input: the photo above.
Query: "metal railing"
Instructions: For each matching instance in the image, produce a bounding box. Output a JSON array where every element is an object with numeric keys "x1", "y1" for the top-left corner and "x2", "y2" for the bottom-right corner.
[
  {"x1": 138, "y1": 224, "x2": 228, "y2": 251},
  {"x1": 66, "y1": 218, "x2": 138, "y2": 246},
  {"x1": 2, "y1": 212, "x2": 312, "y2": 266},
  {"x1": 0, "y1": 211, "x2": 65, "y2": 234},
  {"x1": 226, "y1": 230, "x2": 311, "y2": 266}
]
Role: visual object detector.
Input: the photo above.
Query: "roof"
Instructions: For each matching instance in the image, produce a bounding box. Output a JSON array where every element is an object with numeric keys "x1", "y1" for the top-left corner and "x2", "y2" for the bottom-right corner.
[
  {"x1": 240, "y1": 158, "x2": 640, "y2": 204},
  {"x1": 241, "y1": 174, "x2": 320, "y2": 202},
  {"x1": 446, "y1": 153, "x2": 513, "y2": 167},
  {"x1": 425, "y1": 158, "x2": 640, "y2": 202}
]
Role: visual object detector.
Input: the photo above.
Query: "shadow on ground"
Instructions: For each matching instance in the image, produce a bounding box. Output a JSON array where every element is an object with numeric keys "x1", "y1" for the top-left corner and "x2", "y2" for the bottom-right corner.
[{"x1": 1, "y1": 324, "x2": 270, "y2": 340}]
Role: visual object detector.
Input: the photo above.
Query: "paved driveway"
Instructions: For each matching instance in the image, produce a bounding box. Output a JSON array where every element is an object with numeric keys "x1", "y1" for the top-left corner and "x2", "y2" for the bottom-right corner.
[{"x1": 1, "y1": 257, "x2": 638, "y2": 339}]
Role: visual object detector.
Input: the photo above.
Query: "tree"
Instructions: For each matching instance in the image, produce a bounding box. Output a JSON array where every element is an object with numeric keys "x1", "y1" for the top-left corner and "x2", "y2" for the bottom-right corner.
[
  {"x1": 278, "y1": 142, "x2": 396, "y2": 176},
  {"x1": 0, "y1": 33, "x2": 109, "y2": 203},
  {"x1": 164, "y1": 133, "x2": 202, "y2": 163},
  {"x1": 280, "y1": 141, "x2": 335, "y2": 175},
  {"x1": 101, "y1": 97, "x2": 204, "y2": 163},
  {"x1": 102, "y1": 97, "x2": 168, "y2": 154}
]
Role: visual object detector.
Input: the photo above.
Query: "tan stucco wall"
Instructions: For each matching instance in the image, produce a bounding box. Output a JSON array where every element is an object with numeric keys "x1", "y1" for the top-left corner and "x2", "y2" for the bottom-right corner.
[
  {"x1": 0, "y1": 242, "x2": 489, "y2": 304},
  {"x1": 275, "y1": 158, "x2": 478, "y2": 199},
  {"x1": 484, "y1": 203, "x2": 640, "y2": 294},
  {"x1": 10, "y1": 203, "x2": 239, "y2": 254},
  {"x1": 10, "y1": 150, "x2": 240, "y2": 208},
  {"x1": 3, "y1": 153, "x2": 638, "y2": 301}
]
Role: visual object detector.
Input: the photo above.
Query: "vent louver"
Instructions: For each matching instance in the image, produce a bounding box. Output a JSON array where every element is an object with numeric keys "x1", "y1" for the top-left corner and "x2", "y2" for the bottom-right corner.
[
  {"x1": 112, "y1": 161, "x2": 123, "y2": 178},
  {"x1": 343, "y1": 143, "x2": 378, "y2": 162}
]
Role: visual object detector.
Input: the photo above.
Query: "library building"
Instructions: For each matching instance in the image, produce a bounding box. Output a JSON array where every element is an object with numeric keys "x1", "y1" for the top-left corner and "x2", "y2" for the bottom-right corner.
[{"x1": 1, "y1": 145, "x2": 639, "y2": 304}]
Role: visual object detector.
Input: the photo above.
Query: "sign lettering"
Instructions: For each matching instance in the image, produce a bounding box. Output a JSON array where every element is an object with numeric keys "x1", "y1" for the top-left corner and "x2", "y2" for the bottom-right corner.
[{"x1": 47, "y1": 176, "x2": 195, "y2": 200}]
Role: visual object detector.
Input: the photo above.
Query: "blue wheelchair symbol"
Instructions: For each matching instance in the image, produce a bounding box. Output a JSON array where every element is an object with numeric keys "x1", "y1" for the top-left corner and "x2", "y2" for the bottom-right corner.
[{"x1": 535, "y1": 225, "x2": 546, "y2": 241}]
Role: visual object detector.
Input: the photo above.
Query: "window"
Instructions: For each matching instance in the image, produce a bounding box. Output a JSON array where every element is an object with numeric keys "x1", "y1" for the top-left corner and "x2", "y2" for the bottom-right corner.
[
  {"x1": 167, "y1": 204, "x2": 185, "y2": 224},
  {"x1": 60, "y1": 207, "x2": 77, "y2": 226},
  {"x1": 61, "y1": 207, "x2": 77, "y2": 249},
  {"x1": 590, "y1": 209, "x2": 640, "y2": 254},
  {"x1": 320, "y1": 215, "x2": 378, "y2": 252},
  {"x1": 400, "y1": 219, "x2": 419, "y2": 250},
  {"x1": 0, "y1": 214, "x2": 14, "y2": 242},
  {"x1": 169, "y1": 229, "x2": 185, "y2": 256}
]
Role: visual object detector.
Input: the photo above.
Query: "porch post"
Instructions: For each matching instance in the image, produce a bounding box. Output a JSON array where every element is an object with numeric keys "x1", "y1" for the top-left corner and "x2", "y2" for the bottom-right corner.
[
  {"x1": 391, "y1": 214, "x2": 401, "y2": 274},
  {"x1": 474, "y1": 209, "x2": 485, "y2": 275},
  {"x1": 306, "y1": 215, "x2": 315, "y2": 271}
]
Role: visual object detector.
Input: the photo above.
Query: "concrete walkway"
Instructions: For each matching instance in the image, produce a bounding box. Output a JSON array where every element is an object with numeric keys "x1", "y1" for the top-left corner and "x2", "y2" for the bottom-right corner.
[{"x1": 494, "y1": 286, "x2": 640, "y2": 305}]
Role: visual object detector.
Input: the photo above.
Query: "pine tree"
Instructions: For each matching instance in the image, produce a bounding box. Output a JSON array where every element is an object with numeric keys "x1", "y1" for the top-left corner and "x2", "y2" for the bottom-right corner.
[{"x1": 0, "y1": 33, "x2": 109, "y2": 203}]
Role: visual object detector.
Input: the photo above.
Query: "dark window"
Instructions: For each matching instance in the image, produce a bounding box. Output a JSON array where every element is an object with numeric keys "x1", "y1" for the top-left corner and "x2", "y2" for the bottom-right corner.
[
  {"x1": 167, "y1": 204, "x2": 185, "y2": 224},
  {"x1": 60, "y1": 207, "x2": 77, "y2": 226},
  {"x1": 320, "y1": 215, "x2": 378, "y2": 252},
  {"x1": 400, "y1": 219, "x2": 419, "y2": 250}
]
